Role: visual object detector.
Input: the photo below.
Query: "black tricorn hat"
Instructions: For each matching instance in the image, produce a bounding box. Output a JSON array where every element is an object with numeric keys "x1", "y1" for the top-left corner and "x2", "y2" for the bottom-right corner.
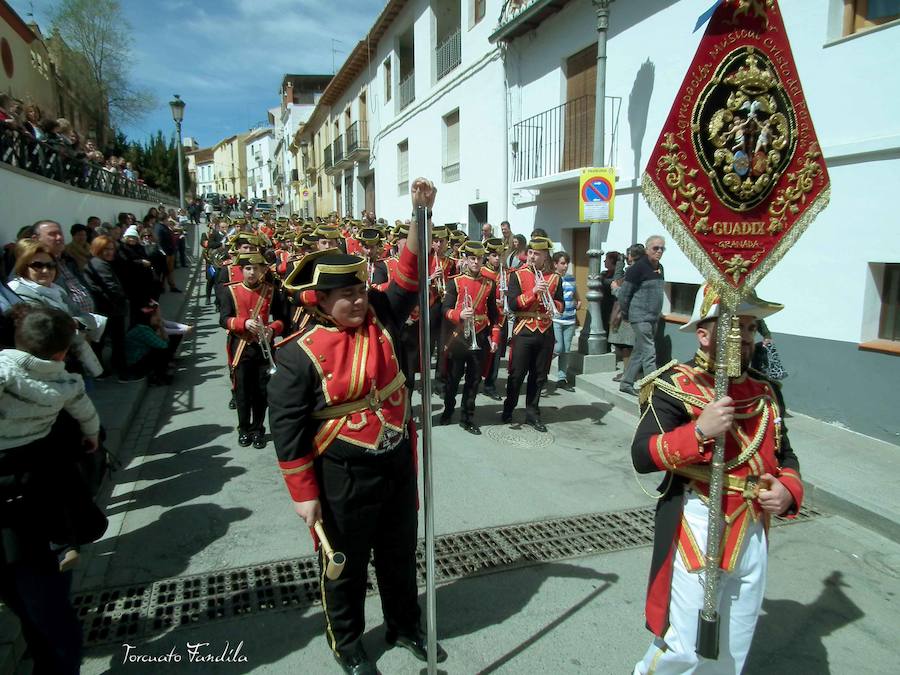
[{"x1": 283, "y1": 250, "x2": 367, "y2": 293}]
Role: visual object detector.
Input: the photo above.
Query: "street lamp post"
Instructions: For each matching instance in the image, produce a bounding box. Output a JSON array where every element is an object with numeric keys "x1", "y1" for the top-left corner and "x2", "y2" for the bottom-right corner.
[
  {"x1": 586, "y1": 0, "x2": 613, "y2": 356},
  {"x1": 169, "y1": 94, "x2": 186, "y2": 210}
]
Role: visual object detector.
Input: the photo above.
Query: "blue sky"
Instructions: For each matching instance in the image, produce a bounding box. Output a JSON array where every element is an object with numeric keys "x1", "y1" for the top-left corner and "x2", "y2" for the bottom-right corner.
[{"x1": 12, "y1": 0, "x2": 385, "y2": 147}]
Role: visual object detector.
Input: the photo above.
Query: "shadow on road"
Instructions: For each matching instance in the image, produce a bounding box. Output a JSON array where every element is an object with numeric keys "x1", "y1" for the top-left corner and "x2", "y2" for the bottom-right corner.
[{"x1": 745, "y1": 571, "x2": 865, "y2": 674}]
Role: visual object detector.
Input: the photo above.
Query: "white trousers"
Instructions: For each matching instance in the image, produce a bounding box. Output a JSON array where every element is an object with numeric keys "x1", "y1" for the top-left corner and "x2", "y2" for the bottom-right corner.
[{"x1": 634, "y1": 493, "x2": 767, "y2": 675}]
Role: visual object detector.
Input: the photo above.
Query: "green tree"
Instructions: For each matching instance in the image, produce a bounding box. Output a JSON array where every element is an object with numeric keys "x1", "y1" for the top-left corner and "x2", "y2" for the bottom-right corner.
[{"x1": 49, "y1": 0, "x2": 154, "y2": 141}]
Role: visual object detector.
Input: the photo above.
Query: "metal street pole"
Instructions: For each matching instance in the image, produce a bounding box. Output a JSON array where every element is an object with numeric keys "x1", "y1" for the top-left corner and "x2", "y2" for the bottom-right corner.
[
  {"x1": 170, "y1": 95, "x2": 187, "y2": 210},
  {"x1": 587, "y1": 0, "x2": 613, "y2": 355}
]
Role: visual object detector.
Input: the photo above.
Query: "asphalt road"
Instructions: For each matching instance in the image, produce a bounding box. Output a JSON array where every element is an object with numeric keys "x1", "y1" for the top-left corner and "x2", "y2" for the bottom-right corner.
[{"x1": 77, "y1": 270, "x2": 900, "y2": 674}]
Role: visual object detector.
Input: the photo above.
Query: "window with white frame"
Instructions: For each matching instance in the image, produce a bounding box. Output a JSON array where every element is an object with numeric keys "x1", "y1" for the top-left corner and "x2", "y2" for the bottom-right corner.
[
  {"x1": 878, "y1": 263, "x2": 900, "y2": 341},
  {"x1": 843, "y1": 0, "x2": 900, "y2": 35},
  {"x1": 397, "y1": 140, "x2": 409, "y2": 195},
  {"x1": 667, "y1": 282, "x2": 701, "y2": 319},
  {"x1": 442, "y1": 109, "x2": 460, "y2": 183}
]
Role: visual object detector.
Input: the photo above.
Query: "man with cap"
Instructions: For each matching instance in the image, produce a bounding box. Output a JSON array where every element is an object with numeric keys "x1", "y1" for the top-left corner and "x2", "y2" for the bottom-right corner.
[
  {"x1": 314, "y1": 226, "x2": 345, "y2": 253},
  {"x1": 501, "y1": 236, "x2": 564, "y2": 432},
  {"x1": 632, "y1": 284, "x2": 802, "y2": 674},
  {"x1": 268, "y1": 178, "x2": 447, "y2": 674},
  {"x1": 480, "y1": 238, "x2": 509, "y2": 400},
  {"x1": 439, "y1": 241, "x2": 500, "y2": 434},
  {"x1": 428, "y1": 226, "x2": 452, "y2": 395},
  {"x1": 219, "y1": 252, "x2": 287, "y2": 448}
]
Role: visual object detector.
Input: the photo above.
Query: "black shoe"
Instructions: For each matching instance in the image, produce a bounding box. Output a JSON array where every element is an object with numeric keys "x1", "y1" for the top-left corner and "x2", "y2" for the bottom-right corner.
[
  {"x1": 386, "y1": 629, "x2": 448, "y2": 663},
  {"x1": 438, "y1": 411, "x2": 453, "y2": 426},
  {"x1": 619, "y1": 384, "x2": 638, "y2": 396},
  {"x1": 238, "y1": 431, "x2": 252, "y2": 447},
  {"x1": 252, "y1": 431, "x2": 266, "y2": 449},
  {"x1": 527, "y1": 418, "x2": 548, "y2": 433},
  {"x1": 483, "y1": 388, "x2": 502, "y2": 401},
  {"x1": 228, "y1": 397, "x2": 236, "y2": 409},
  {"x1": 460, "y1": 420, "x2": 481, "y2": 435},
  {"x1": 333, "y1": 645, "x2": 379, "y2": 675},
  {"x1": 501, "y1": 410, "x2": 512, "y2": 424},
  {"x1": 170, "y1": 287, "x2": 183, "y2": 293},
  {"x1": 117, "y1": 372, "x2": 146, "y2": 383},
  {"x1": 557, "y1": 380, "x2": 575, "y2": 392}
]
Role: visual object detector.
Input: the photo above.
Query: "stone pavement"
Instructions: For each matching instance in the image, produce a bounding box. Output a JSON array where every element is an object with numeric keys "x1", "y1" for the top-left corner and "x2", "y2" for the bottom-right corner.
[{"x1": 5, "y1": 229, "x2": 900, "y2": 673}]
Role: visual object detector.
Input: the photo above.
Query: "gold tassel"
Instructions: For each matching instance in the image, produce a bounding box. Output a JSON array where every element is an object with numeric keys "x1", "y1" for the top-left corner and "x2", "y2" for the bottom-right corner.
[{"x1": 726, "y1": 315, "x2": 741, "y2": 377}]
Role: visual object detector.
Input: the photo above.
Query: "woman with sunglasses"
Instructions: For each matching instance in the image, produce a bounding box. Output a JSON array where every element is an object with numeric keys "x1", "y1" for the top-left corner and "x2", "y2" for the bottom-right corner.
[{"x1": 8, "y1": 240, "x2": 103, "y2": 377}]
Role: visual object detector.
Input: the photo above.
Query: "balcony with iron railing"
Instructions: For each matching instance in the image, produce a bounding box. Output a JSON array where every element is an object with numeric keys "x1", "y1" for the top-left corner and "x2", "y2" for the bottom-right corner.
[
  {"x1": 323, "y1": 145, "x2": 333, "y2": 171},
  {"x1": 399, "y1": 71, "x2": 415, "y2": 110},
  {"x1": 346, "y1": 120, "x2": 370, "y2": 160},
  {"x1": 327, "y1": 136, "x2": 345, "y2": 174},
  {"x1": 511, "y1": 94, "x2": 621, "y2": 188},
  {"x1": 436, "y1": 27, "x2": 461, "y2": 81}
]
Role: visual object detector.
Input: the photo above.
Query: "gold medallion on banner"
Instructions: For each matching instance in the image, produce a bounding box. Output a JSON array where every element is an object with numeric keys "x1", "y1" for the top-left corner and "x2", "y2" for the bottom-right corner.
[{"x1": 692, "y1": 46, "x2": 798, "y2": 212}]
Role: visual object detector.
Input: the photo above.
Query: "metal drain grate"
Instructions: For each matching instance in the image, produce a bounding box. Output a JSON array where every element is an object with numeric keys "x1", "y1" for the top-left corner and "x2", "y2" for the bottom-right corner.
[
  {"x1": 484, "y1": 424, "x2": 555, "y2": 449},
  {"x1": 74, "y1": 504, "x2": 824, "y2": 648}
]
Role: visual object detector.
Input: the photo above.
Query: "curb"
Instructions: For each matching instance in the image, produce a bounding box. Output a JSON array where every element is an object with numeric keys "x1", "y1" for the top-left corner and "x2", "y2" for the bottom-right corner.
[{"x1": 574, "y1": 371, "x2": 900, "y2": 545}]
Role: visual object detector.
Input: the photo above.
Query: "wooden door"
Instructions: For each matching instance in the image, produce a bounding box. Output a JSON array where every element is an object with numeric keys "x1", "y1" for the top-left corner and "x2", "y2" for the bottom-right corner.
[
  {"x1": 572, "y1": 227, "x2": 590, "y2": 327},
  {"x1": 563, "y1": 44, "x2": 596, "y2": 171}
]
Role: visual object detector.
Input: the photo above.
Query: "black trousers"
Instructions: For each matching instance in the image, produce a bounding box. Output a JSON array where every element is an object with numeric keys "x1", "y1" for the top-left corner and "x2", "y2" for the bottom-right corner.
[
  {"x1": 484, "y1": 321, "x2": 507, "y2": 392},
  {"x1": 317, "y1": 443, "x2": 420, "y2": 657},
  {"x1": 233, "y1": 350, "x2": 269, "y2": 432},
  {"x1": 444, "y1": 334, "x2": 488, "y2": 422},
  {"x1": 503, "y1": 328, "x2": 555, "y2": 421},
  {"x1": 0, "y1": 560, "x2": 82, "y2": 675}
]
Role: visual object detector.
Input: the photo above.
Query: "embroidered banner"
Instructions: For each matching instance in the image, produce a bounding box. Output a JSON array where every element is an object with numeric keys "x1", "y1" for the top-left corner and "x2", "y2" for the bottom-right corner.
[{"x1": 642, "y1": 0, "x2": 830, "y2": 306}]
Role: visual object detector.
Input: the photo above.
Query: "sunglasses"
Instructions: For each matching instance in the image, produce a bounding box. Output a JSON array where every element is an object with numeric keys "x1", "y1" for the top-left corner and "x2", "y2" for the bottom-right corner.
[
  {"x1": 28, "y1": 261, "x2": 57, "y2": 271},
  {"x1": 651, "y1": 246, "x2": 666, "y2": 252}
]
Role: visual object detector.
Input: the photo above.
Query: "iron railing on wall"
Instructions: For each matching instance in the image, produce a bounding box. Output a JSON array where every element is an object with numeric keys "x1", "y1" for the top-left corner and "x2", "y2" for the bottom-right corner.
[
  {"x1": 399, "y1": 71, "x2": 416, "y2": 110},
  {"x1": 511, "y1": 95, "x2": 621, "y2": 183},
  {"x1": 347, "y1": 120, "x2": 369, "y2": 154},
  {"x1": 436, "y1": 28, "x2": 461, "y2": 81},
  {"x1": 323, "y1": 145, "x2": 333, "y2": 170},
  {"x1": 0, "y1": 128, "x2": 177, "y2": 204},
  {"x1": 333, "y1": 135, "x2": 344, "y2": 164}
]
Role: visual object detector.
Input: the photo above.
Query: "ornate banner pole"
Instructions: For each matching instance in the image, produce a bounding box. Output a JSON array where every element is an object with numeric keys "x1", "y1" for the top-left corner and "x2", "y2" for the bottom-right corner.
[{"x1": 641, "y1": 0, "x2": 830, "y2": 658}]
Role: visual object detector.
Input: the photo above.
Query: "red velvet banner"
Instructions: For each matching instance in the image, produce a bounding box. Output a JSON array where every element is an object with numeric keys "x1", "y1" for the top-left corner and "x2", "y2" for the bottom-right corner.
[{"x1": 642, "y1": 0, "x2": 830, "y2": 306}]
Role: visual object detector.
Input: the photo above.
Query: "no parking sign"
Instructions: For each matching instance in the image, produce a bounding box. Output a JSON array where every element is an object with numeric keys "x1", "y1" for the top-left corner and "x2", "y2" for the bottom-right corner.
[{"x1": 579, "y1": 168, "x2": 616, "y2": 223}]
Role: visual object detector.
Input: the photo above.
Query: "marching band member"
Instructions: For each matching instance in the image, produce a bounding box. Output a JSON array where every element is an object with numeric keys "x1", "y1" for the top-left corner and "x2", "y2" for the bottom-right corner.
[
  {"x1": 480, "y1": 237, "x2": 508, "y2": 400},
  {"x1": 632, "y1": 285, "x2": 802, "y2": 674},
  {"x1": 501, "y1": 236, "x2": 564, "y2": 432},
  {"x1": 439, "y1": 241, "x2": 500, "y2": 434},
  {"x1": 269, "y1": 178, "x2": 447, "y2": 675},
  {"x1": 219, "y1": 252, "x2": 286, "y2": 448}
]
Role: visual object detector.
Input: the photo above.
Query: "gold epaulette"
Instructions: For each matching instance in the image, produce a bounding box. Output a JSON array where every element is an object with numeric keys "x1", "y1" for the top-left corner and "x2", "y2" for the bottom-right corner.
[
  {"x1": 635, "y1": 359, "x2": 678, "y2": 407},
  {"x1": 747, "y1": 367, "x2": 783, "y2": 390}
]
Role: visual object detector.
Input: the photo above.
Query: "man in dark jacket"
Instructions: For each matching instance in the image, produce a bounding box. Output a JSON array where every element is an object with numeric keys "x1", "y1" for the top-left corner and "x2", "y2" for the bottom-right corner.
[
  {"x1": 154, "y1": 215, "x2": 181, "y2": 292},
  {"x1": 617, "y1": 235, "x2": 665, "y2": 395}
]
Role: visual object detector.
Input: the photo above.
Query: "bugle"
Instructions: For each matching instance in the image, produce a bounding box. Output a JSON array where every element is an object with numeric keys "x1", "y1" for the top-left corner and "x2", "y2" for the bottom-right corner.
[{"x1": 462, "y1": 288, "x2": 479, "y2": 351}]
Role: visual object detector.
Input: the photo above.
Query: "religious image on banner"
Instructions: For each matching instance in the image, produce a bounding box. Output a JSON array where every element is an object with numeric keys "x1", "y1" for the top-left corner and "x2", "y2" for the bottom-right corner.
[{"x1": 642, "y1": 0, "x2": 831, "y2": 306}]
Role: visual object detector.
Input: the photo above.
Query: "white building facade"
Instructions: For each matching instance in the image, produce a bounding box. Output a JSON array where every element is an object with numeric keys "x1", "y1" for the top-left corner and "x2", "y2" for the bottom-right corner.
[
  {"x1": 489, "y1": 0, "x2": 900, "y2": 442},
  {"x1": 299, "y1": 0, "x2": 508, "y2": 234},
  {"x1": 244, "y1": 128, "x2": 276, "y2": 201},
  {"x1": 195, "y1": 160, "x2": 214, "y2": 197}
]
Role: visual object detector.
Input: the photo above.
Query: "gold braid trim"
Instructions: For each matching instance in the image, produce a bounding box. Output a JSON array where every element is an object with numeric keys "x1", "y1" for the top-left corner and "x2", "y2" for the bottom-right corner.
[
  {"x1": 641, "y1": 172, "x2": 831, "y2": 308},
  {"x1": 636, "y1": 359, "x2": 679, "y2": 407}
]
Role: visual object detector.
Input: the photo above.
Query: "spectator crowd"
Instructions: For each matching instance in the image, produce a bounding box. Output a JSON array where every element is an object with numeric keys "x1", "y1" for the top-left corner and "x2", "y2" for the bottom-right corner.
[{"x1": 1, "y1": 95, "x2": 142, "y2": 193}]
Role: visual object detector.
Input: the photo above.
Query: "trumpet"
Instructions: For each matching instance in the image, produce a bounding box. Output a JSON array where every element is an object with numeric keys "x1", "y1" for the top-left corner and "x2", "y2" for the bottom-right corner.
[
  {"x1": 498, "y1": 264, "x2": 513, "y2": 317},
  {"x1": 462, "y1": 288, "x2": 480, "y2": 351},
  {"x1": 430, "y1": 262, "x2": 446, "y2": 296},
  {"x1": 533, "y1": 265, "x2": 560, "y2": 318},
  {"x1": 257, "y1": 323, "x2": 277, "y2": 375}
]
